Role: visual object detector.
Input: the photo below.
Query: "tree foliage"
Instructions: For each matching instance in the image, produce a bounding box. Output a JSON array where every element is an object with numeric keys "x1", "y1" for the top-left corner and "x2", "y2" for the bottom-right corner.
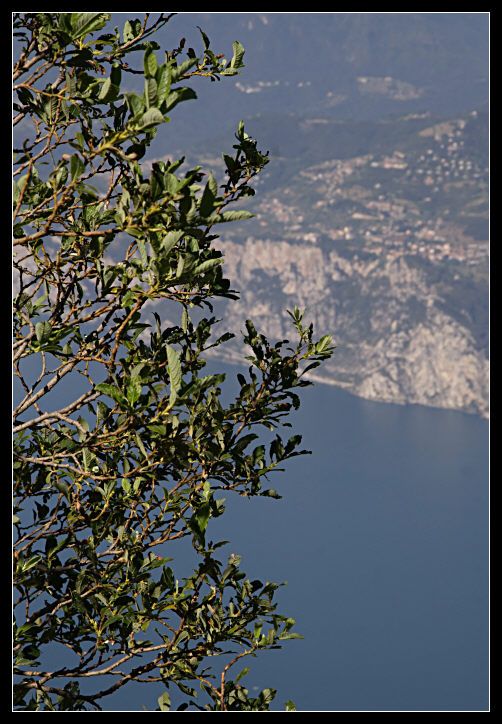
[{"x1": 13, "y1": 12, "x2": 334, "y2": 711}]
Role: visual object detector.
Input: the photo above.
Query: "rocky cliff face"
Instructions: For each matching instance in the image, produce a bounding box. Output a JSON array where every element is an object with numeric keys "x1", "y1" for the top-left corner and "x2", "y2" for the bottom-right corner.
[
  {"x1": 212, "y1": 238, "x2": 488, "y2": 418},
  {"x1": 175, "y1": 108, "x2": 488, "y2": 418}
]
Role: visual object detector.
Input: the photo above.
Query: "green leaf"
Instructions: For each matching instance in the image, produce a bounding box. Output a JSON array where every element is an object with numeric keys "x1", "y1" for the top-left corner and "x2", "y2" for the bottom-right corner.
[
  {"x1": 144, "y1": 77, "x2": 158, "y2": 108},
  {"x1": 51, "y1": 166, "x2": 68, "y2": 190},
  {"x1": 163, "y1": 173, "x2": 180, "y2": 196},
  {"x1": 123, "y1": 20, "x2": 135, "y2": 43},
  {"x1": 193, "y1": 258, "x2": 223, "y2": 276},
  {"x1": 42, "y1": 96, "x2": 58, "y2": 124},
  {"x1": 82, "y1": 447, "x2": 96, "y2": 472},
  {"x1": 58, "y1": 14, "x2": 73, "y2": 34},
  {"x1": 138, "y1": 108, "x2": 165, "y2": 129},
  {"x1": 315, "y1": 334, "x2": 333, "y2": 353},
  {"x1": 278, "y1": 632, "x2": 303, "y2": 640},
  {"x1": 199, "y1": 179, "x2": 216, "y2": 218},
  {"x1": 197, "y1": 26, "x2": 211, "y2": 50},
  {"x1": 160, "y1": 230, "x2": 183, "y2": 255},
  {"x1": 235, "y1": 666, "x2": 250, "y2": 683},
  {"x1": 181, "y1": 307, "x2": 189, "y2": 332},
  {"x1": 19, "y1": 644, "x2": 41, "y2": 662},
  {"x1": 175, "y1": 255, "x2": 185, "y2": 279},
  {"x1": 70, "y1": 155, "x2": 84, "y2": 181},
  {"x1": 136, "y1": 239, "x2": 148, "y2": 266},
  {"x1": 35, "y1": 321, "x2": 52, "y2": 344},
  {"x1": 144, "y1": 48, "x2": 158, "y2": 78},
  {"x1": 125, "y1": 92, "x2": 144, "y2": 118},
  {"x1": 190, "y1": 502, "x2": 211, "y2": 542},
  {"x1": 70, "y1": 13, "x2": 110, "y2": 40},
  {"x1": 147, "y1": 423, "x2": 167, "y2": 435},
  {"x1": 160, "y1": 566, "x2": 175, "y2": 591},
  {"x1": 230, "y1": 40, "x2": 245, "y2": 69},
  {"x1": 207, "y1": 172, "x2": 218, "y2": 197},
  {"x1": 13, "y1": 173, "x2": 29, "y2": 204},
  {"x1": 233, "y1": 433, "x2": 259, "y2": 454},
  {"x1": 209, "y1": 210, "x2": 254, "y2": 223},
  {"x1": 98, "y1": 78, "x2": 119, "y2": 102},
  {"x1": 163, "y1": 87, "x2": 197, "y2": 113},
  {"x1": 285, "y1": 700, "x2": 297, "y2": 712},
  {"x1": 156, "y1": 63, "x2": 172, "y2": 105},
  {"x1": 95, "y1": 382, "x2": 127, "y2": 407},
  {"x1": 158, "y1": 692, "x2": 171, "y2": 711},
  {"x1": 111, "y1": 65, "x2": 121, "y2": 87},
  {"x1": 53, "y1": 480, "x2": 70, "y2": 499},
  {"x1": 263, "y1": 489, "x2": 282, "y2": 499},
  {"x1": 130, "y1": 361, "x2": 146, "y2": 380},
  {"x1": 171, "y1": 57, "x2": 198, "y2": 83},
  {"x1": 126, "y1": 376, "x2": 142, "y2": 405},
  {"x1": 135, "y1": 432, "x2": 148, "y2": 459},
  {"x1": 22, "y1": 555, "x2": 41, "y2": 572},
  {"x1": 166, "y1": 345, "x2": 182, "y2": 406},
  {"x1": 222, "y1": 210, "x2": 254, "y2": 222},
  {"x1": 260, "y1": 688, "x2": 276, "y2": 705}
]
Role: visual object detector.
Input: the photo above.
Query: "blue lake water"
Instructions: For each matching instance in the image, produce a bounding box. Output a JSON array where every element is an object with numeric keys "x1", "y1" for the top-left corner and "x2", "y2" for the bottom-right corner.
[
  {"x1": 106, "y1": 365, "x2": 489, "y2": 711},
  {"x1": 15, "y1": 358, "x2": 488, "y2": 711}
]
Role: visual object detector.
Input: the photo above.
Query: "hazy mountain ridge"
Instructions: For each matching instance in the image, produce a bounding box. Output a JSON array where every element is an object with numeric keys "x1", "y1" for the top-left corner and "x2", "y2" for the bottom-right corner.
[{"x1": 160, "y1": 12, "x2": 488, "y2": 143}]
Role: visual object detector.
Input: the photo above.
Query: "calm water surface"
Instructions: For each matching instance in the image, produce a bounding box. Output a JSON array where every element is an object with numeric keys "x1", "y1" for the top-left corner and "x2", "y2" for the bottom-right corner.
[{"x1": 109, "y1": 366, "x2": 489, "y2": 711}]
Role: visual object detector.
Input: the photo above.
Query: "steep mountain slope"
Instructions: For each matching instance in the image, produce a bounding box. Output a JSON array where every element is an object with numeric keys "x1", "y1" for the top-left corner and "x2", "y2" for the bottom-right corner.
[{"x1": 183, "y1": 109, "x2": 488, "y2": 417}]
